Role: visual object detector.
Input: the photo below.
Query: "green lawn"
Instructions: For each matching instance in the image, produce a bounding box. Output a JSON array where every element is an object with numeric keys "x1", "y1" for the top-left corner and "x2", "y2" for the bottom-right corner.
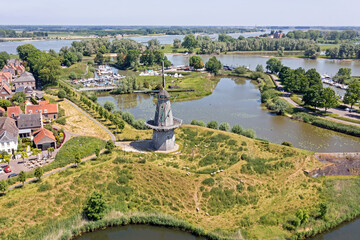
[{"x1": 59, "y1": 62, "x2": 94, "y2": 80}]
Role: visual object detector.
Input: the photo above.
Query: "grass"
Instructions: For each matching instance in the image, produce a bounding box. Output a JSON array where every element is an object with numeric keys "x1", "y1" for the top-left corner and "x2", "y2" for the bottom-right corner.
[
  {"x1": 0, "y1": 125, "x2": 358, "y2": 240},
  {"x1": 59, "y1": 62, "x2": 93, "y2": 81},
  {"x1": 319, "y1": 44, "x2": 341, "y2": 51}
]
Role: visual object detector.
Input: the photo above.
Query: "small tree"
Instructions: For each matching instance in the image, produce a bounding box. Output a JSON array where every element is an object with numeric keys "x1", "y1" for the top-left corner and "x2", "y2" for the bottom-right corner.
[
  {"x1": 219, "y1": 122, "x2": 230, "y2": 131},
  {"x1": 4, "y1": 155, "x2": 11, "y2": 165},
  {"x1": 319, "y1": 203, "x2": 328, "y2": 219},
  {"x1": 18, "y1": 171, "x2": 26, "y2": 186},
  {"x1": 104, "y1": 101, "x2": 115, "y2": 112},
  {"x1": 0, "y1": 180, "x2": 8, "y2": 194},
  {"x1": 21, "y1": 151, "x2": 28, "y2": 162},
  {"x1": 322, "y1": 87, "x2": 339, "y2": 112},
  {"x1": 207, "y1": 121, "x2": 219, "y2": 129},
  {"x1": 34, "y1": 167, "x2": 44, "y2": 181},
  {"x1": 74, "y1": 153, "x2": 81, "y2": 166},
  {"x1": 84, "y1": 191, "x2": 107, "y2": 221},
  {"x1": 95, "y1": 147, "x2": 100, "y2": 158},
  {"x1": 57, "y1": 89, "x2": 66, "y2": 99},
  {"x1": 205, "y1": 57, "x2": 222, "y2": 75},
  {"x1": 47, "y1": 147, "x2": 54, "y2": 158},
  {"x1": 189, "y1": 55, "x2": 204, "y2": 70},
  {"x1": 231, "y1": 125, "x2": 243, "y2": 135},
  {"x1": 105, "y1": 140, "x2": 115, "y2": 153},
  {"x1": 255, "y1": 64, "x2": 264, "y2": 73}
]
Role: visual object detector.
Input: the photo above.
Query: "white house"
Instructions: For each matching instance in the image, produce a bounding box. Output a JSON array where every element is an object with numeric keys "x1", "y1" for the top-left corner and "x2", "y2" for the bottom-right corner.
[{"x1": 0, "y1": 117, "x2": 19, "y2": 154}]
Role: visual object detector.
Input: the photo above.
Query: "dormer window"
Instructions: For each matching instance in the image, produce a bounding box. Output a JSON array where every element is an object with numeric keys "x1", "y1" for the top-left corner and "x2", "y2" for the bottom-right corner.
[{"x1": 44, "y1": 109, "x2": 47, "y2": 113}]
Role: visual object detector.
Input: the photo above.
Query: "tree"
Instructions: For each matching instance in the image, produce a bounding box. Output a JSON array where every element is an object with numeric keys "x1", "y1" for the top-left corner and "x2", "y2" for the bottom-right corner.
[
  {"x1": 182, "y1": 34, "x2": 198, "y2": 50},
  {"x1": 57, "y1": 89, "x2": 66, "y2": 99},
  {"x1": 266, "y1": 58, "x2": 282, "y2": 74},
  {"x1": 39, "y1": 59, "x2": 61, "y2": 86},
  {"x1": 255, "y1": 64, "x2": 264, "y2": 72},
  {"x1": 271, "y1": 99, "x2": 289, "y2": 115},
  {"x1": 47, "y1": 147, "x2": 54, "y2": 158},
  {"x1": 4, "y1": 155, "x2": 11, "y2": 165},
  {"x1": 189, "y1": 55, "x2": 204, "y2": 69},
  {"x1": 0, "y1": 99, "x2": 11, "y2": 109},
  {"x1": 219, "y1": 122, "x2": 230, "y2": 131},
  {"x1": 344, "y1": 80, "x2": 360, "y2": 109},
  {"x1": 95, "y1": 147, "x2": 100, "y2": 158},
  {"x1": 16, "y1": 44, "x2": 38, "y2": 61},
  {"x1": 173, "y1": 38, "x2": 182, "y2": 48},
  {"x1": 94, "y1": 52, "x2": 104, "y2": 65},
  {"x1": 105, "y1": 140, "x2": 115, "y2": 152},
  {"x1": 296, "y1": 209, "x2": 309, "y2": 224},
  {"x1": 69, "y1": 72, "x2": 77, "y2": 80},
  {"x1": 304, "y1": 45, "x2": 320, "y2": 59},
  {"x1": 231, "y1": 125, "x2": 243, "y2": 134},
  {"x1": 84, "y1": 191, "x2": 107, "y2": 221},
  {"x1": 34, "y1": 167, "x2": 43, "y2": 181},
  {"x1": 207, "y1": 121, "x2": 218, "y2": 129},
  {"x1": 18, "y1": 171, "x2": 26, "y2": 185},
  {"x1": 147, "y1": 39, "x2": 160, "y2": 50},
  {"x1": 74, "y1": 153, "x2": 81, "y2": 166},
  {"x1": 0, "y1": 180, "x2": 8, "y2": 194},
  {"x1": 205, "y1": 56, "x2": 222, "y2": 75},
  {"x1": 234, "y1": 66, "x2": 247, "y2": 74},
  {"x1": 242, "y1": 129, "x2": 256, "y2": 138},
  {"x1": 11, "y1": 92, "x2": 26, "y2": 104},
  {"x1": 104, "y1": 101, "x2": 115, "y2": 112},
  {"x1": 21, "y1": 151, "x2": 28, "y2": 161},
  {"x1": 319, "y1": 203, "x2": 328, "y2": 219},
  {"x1": 322, "y1": 87, "x2": 339, "y2": 112},
  {"x1": 302, "y1": 86, "x2": 324, "y2": 109},
  {"x1": 0, "y1": 51, "x2": 10, "y2": 70},
  {"x1": 334, "y1": 68, "x2": 352, "y2": 83}
]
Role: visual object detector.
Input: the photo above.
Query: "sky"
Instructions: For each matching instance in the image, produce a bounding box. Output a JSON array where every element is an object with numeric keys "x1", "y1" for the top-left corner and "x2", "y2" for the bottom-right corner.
[{"x1": 0, "y1": 0, "x2": 359, "y2": 26}]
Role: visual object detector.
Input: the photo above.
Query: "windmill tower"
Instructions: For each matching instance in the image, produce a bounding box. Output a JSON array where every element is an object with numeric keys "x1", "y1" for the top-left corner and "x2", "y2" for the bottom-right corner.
[{"x1": 145, "y1": 62, "x2": 182, "y2": 151}]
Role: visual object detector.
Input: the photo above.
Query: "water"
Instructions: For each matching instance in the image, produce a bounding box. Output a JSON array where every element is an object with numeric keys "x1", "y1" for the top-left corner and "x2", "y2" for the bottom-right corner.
[
  {"x1": 97, "y1": 78, "x2": 360, "y2": 152},
  {"x1": 75, "y1": 225, "x2": 205, "y2": 240},
  {"x1": 165, "y1": 54, "x2": 360, "y2": 77},
  {"x1": 309, "y1": 218, "x2": 360, "y2": 240}
]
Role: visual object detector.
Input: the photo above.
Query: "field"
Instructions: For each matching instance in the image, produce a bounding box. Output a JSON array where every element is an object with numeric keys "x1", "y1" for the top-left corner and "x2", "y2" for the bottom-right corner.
[
  {"x1": 3, "y1": 125, "x2": 356, "y2": 240},
  {"x1": 59, "y1": 62, "x2": 94, "y2": 81}
]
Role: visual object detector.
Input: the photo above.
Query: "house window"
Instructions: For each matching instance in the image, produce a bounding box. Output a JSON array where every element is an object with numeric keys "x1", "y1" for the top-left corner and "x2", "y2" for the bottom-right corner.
[
  {"x1": 54, "y1": 114, "x2": 56, "y2": 119},
  {"x1": 29, "y1": 110, "x2": 32, "y2": 113},
  {"x1": 44, "y1": 109, "x2": 47, "y2": 113}
]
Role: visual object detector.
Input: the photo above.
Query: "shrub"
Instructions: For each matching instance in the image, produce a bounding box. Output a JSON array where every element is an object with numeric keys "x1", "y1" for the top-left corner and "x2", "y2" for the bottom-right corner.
[
  {"x1": 236, "y1": 183, "x2": 244, "y2": 192},
  {"x1": 105, "y1": 140, "x2": 115, "y2": 152},
  {"x1": 191, "y1": 120, "x2": 205, "y2": 127},
  {"x1": 234, "y1": 66, "x2": 247, "y2": 74},
  {"x1": 219, "y1": 122, "x2": 230, "y2": 131},
  {"x1": 242, "y1": 129, "x2": 256, "y2": 138},
  {"x1": 104, "y1": 101, "x2": 115, "y2": 112},
  {"x1": 202, "y1": 178, "x2": 215, "y2": 186},
  {"x1": 55, "y1": 117, "x2": 66, "y2": 125},
  {"x1": 231, "y1": 125, "x2": 243, "y2": 134},
  {"x1": 84, "y1": 191, "x2": 107, "y2": 221},
  {"x1": 261, "y1": 89, "x2": 278, "y2": 103},
  {"x1": 249, "y1": 71, "x2": 263, "y2": 80},
  {"x1": 57, "y1": 89, "x2": 66, "y2": 99},
  {"x1": 122, "y1": 112, "x2": 135, "y2": 125},
  {"x1": 38, "y1": 182, "x2": 52, "y2": 192},
  {"x1": 281, "y1": 141, "x2": 293, "y2": 147},
  {"x1": 133, "y1": 119, "x2": 147, "y2": 130},
  {"x1": 207, "y1": 121, "x2": 218, "y2": 129}
]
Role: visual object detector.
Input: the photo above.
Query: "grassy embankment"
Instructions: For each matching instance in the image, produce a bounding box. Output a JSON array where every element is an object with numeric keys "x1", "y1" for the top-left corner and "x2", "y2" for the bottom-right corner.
[
  {"x1": 0, "y1": 125, "x2": 359, "y2": 240},
  {"x1": 58, "y1": 62, "x2": 94, "y2": 81}
]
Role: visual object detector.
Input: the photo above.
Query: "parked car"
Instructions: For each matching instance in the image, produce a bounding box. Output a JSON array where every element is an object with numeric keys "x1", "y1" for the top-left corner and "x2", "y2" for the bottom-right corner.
[
  {"x1": 0, "y1": 168, "x2": 4, "y2": 174},
  {"x1": 349, "y1": 108, "x2": 357, "y2": 112},
  {"x1": 4, "y1": 166, "x2": 11, "y2": 173},
  {"x1": 8, "y1": 173, "x2": 18, "y2": 178}
]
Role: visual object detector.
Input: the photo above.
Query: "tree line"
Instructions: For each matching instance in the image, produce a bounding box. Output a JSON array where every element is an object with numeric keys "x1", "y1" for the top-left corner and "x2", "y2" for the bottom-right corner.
[
  {"x1": 325, "y1": 43, "x2": 360, "y2": 59},
  {"x1": 285, "y1": 30, "x2": 359, "y2": 42},
  {"x1": 0, "y1": 28, "x2": 48, "y2": 38}
]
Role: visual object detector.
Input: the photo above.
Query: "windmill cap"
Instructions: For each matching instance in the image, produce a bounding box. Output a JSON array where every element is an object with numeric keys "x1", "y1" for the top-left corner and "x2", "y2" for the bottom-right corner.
[{"x1": 158, "y1": 89, "x2": 170, "y2": 98}]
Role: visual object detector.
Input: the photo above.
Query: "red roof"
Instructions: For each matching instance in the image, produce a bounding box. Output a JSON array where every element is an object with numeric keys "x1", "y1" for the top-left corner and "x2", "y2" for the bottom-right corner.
[
  {"x1": 0, "y1": 72, "x2": 12, "y2": 82},
  {"x1": 25, "y1": 103, "x2": 58, "y2": 114},
  {"x1": 38, "y1": 100, "x2": 49, "y2": 105},
  {"x1": 33, "y1": 127, "x2": 56, "y2": 145},
  {"x1": 7, "y1": 106, "x2": 23, "y2": 118},
  {"x1": 0, "y1": 107, "x2": 5, "y2": 113},
  {"x1": 1, "y1": 84, "x2": 11, "y2": 95}
]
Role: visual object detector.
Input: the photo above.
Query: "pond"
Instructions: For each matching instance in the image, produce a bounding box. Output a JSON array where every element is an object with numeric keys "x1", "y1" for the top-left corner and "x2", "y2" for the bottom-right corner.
[
  {"x1": 309, "y1": 218, "x2": 360, "y2": 240},
  {"x1": 75, "y1": 225, "x2": 205, "y2": 240},
  {"x1": 97, "y1": 78, "x2": 360, "y2": 152}
]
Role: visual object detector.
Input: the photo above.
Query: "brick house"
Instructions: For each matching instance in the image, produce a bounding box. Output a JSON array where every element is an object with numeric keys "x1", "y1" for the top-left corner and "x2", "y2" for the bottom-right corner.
[
  {"x1": 14, "y1": 72, "x2": 36, "y2": 90},
  {"x1": 0, "y1": 83, "x2": 12, "y2": 99},
  {"x1": 7, "y1": 106, "x2": 23, "y2": 118},
  {"x1": 33, "y1": 128, "x2": 56, "y2": 150},
  {"x1": 25, "y1": 103, "x2": 58, "y2": 121},
  {"x1": 0, "y1": 72, "x2": 12, "y2": 83}
]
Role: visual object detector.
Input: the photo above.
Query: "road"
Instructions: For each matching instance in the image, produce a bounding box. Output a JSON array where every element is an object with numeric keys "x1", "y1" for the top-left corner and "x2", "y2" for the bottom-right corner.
[{"x1": 270, "y1": 75, "x2": 360, "y2": 127}]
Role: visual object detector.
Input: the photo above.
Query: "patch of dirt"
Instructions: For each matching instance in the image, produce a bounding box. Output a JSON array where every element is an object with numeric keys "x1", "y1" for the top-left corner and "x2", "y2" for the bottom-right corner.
[{"x1": 311, "y1": 153, "x2": 360, "y2": 176}]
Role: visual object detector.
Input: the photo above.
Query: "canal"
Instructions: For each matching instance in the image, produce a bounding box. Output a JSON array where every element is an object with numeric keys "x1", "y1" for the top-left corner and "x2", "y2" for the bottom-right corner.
[{"x1": 97, "y1": 77, "x2": 360, "y2": 152}]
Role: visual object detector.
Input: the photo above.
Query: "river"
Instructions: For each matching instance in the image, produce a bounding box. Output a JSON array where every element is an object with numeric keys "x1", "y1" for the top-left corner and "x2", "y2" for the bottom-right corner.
[
  {"x1": 75, "y1": 225, "x2": 205, "y2": 240},
  {"x1": 97, "y1": 77, "x2": 360, "y2": 152},
  {"x1": 309, "y1": 218, "x2": 360, "y2": 240}
]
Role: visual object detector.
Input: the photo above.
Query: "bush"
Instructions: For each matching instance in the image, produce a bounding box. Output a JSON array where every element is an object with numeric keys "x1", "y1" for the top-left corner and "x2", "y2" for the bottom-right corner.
[
  {"x1": 261, "y1": 89, "x2": 278, "y2": 103},
  {"x1": 219, "y1": 122, "x2": 230, "y2": 131},
  {"x1": 202, "y1": 178, "x2": 215, "y2": 186},
  {"x1": 104, "y1": 101, "x2": 115, "y2": 112},
  {"x1": 249, "y1": 72, "x2": 263, "y2": 80},
  {"x1": 281, "y1": 141, "x2": 293, "y2": 147},
  {"x1": 122, "y1": 112, "x2": 135, "y2": 125},
  {"x1": 191, "y1": 120, "x2": 206, "y2": 127},
  {"x1": 84, "y1": 191, "x2": 107, "y2": 221},
  {"x1": 207, "y1": 121, "x2": 219, "y2": 129},
  {"x1": 133, "y1": 119, "x2": 147, "y2": 130},
  {"x1": 57, "y1": 89, "x2": 66, "y2": 99},
  {"x1": 236, "y1": 183, "x2": 244, "y2": 192},
  {"x1": 234, "y1": 66, "x2": 247, "y2": 74},
  {"x1": 55, "y1": 117, "x2": 66, "y2": 125},
  {"x1": 69, "y1": 72, "x2": 77, "y2": 80},
  {"x1": 231, "y1": 125, "x2": 243, "y2": 134},
  {"x1": 38, "y1": 182, "x2": 52, "y2": 192},
  {"x1": 242, "y1": 129, "x2": 256, "y2": 138}
]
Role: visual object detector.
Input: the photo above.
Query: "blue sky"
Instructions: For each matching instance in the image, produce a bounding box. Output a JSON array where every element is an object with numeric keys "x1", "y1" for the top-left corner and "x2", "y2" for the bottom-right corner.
[{"x1": 1, "y1": 0, "x2": 359, "y2": 26}]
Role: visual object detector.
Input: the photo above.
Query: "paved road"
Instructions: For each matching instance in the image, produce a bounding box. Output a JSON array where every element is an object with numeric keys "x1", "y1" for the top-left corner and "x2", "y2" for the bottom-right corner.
[
  {"x1": 64, "y1": 99, "x2": 116, "y2": 141},
  {"x1": 270, "y1": 75, "x2": 360, "y2": 127}
]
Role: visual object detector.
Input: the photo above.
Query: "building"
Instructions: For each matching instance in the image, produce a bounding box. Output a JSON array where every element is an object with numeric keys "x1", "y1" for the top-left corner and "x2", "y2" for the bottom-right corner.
[
  {"x1": 14, "y1": 72, "x2": 36, "y2": 90},
  {"x1": 7, "y1": 106, "x2": 23, "y2": 118},
  {"x1": 33, "y1": 128, "x2": 56, "y2": 150},
  {"x1": 0, "y1": 117, "x2": 19, "y2": 154},
  {"x1": 0, "y1": 83, "x2": 12, "y2": 99},
  {"x1": 1, "y1": 65, "x2": 16, "y2": 77},
  {"x1": 15, "y1": 86, "x2": 33, "y2": 94},
  {"x1": 273, "y1": 31, "x2": 284, "y2": 39},
  {"x1": 145, "y1": 88, "x2": 182, "y2": 151},
  {"x1": 16, "y1": 113, "x2": 43, "y2": 138},
  {"x1": 0, "y1": 72, "x2": 12, "y2": 83},
  {"x1": 25, "y1": 103, "x2": 58, "y2": 121}
]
